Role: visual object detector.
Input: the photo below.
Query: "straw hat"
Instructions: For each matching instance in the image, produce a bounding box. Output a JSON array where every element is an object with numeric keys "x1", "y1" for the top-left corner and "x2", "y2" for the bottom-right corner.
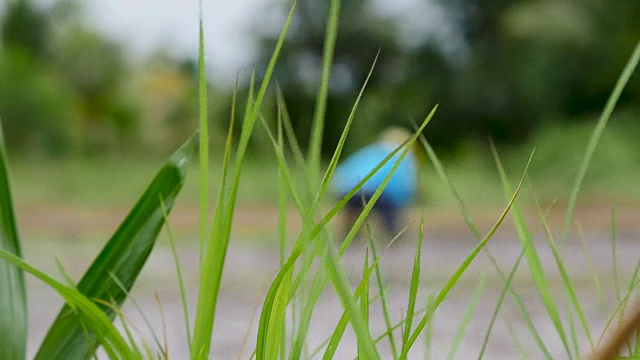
[{"x1": 378, "y1": 126, "x2": 413, "y2": 146}]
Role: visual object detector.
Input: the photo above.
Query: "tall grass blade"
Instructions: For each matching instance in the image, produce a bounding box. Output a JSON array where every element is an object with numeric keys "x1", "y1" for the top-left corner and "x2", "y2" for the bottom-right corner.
[
  {"x1": 563, "y1": 41, "x2": 640, "y2": 241},
  {"x1": 322, "y1": 258, "x2": 379, "y2": 360},
  {"x1": 277, "y1": 104, "x2": 288, "y2": 360},
  {"x1": 161, "y1": 200, "x2": 192, "y2": 351},
  {"x1": 198, "y1": 13, "x2": 209, "y2": 263},
  {"x1": 400, "y1": 215, "x2": 424, "y2": 354},
  {"x1": 612, "y1": 205, "x2": 622, "y2": 305},
  {"x1": 490, "y1": 142, "x2": 573, "y2": 359},
  {"x1": 448, "y1": 274, "x2": 486, "y2": 360},
  {"x1": 477, "y1": 247, "x2": 530, "y2": 359},
  {"x1": 35, "y1": 135, "x2": 196, "y2": 360},
  {"x1": 194, "y1": 5, "x2": 296, "y2": 358},
  {"x1": 0, "y1": 249, "x2": 134, "y2": 359},
  {"x1": 533, "y1": 195, "x2": 594, "y2": 350},
  {"x1": 315, "y1": 52, "x2": 380, "y2": 206},
  {"x1": 418, "y1": 134, "x2": 550, "y2": 358},
  {"x1": 416, "y1": 135, "x2": 481, "y2": 238},
  {"x1": 358, "y1": 248, "x2": 371, "y2": 359},
  {"x1": 365, "y1": 220, "x2": 399, "y2": 358},
  {"x1": 576, "y1": 223, "x2": 606, "y2": 310},
  {"x1": 399, "y1": 150, "x2": 534, "y2": 359},
  {"x1": 0, "y1": 118, "x2": 27, "y2": 360},
  {"x1": 258, "y1": 109, "x2": 434, "y2": 359},
  {"x1": 308, "y1": 0, "x2": 340, "y2": 184}
]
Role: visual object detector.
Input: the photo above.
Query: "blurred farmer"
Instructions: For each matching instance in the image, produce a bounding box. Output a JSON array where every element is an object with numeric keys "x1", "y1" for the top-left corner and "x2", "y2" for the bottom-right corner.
[{"x1": 332, "y1": 127, "x2": 419, "y2": 237}]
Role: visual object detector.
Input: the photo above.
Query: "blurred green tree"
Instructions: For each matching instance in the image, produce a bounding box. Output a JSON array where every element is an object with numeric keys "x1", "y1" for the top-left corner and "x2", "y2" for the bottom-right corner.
[
  {"x1": 249, "y1": 0, "x2": 406, "y2": 156},
  {"x1": 250, "y1": 0, "x2": 640, "y2": 155},
  {"x1": 0, "y1": 0, "x2": 138, "y2": 157}
]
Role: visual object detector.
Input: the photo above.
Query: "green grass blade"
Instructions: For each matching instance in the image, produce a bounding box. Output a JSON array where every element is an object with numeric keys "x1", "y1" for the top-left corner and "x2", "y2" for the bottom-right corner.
[
  {"x1": 358, "y1": 249, "x2": 371, "y2": 360},
  {"x1": 423, "y1": 295, "x2": 435, "y2": 360},
  {"x1": 322, "y1": 258, "x2": 379, "y2": 360},
  {"x1": 193, "y1": 5, "x2": 296, "y2": 358},
  {"x1": 338, "y1": 107, "x2": 437, "y2": 255},
  {"x1": 308, "y1": 0, "x2": 340, "y2": 184},
  {"x1": 277, "y1": 104, "x2": 288, "y2": 360},
  {"x1": 563, "y1": 41, "x2": 640, "y2": 241},
  {"x1": 612, "y1": 205, "x2": 622, "y2": 306},
  {"x1": 505, "y1": 316, "x2": 531, "y2": 360},
  {"x1": 0, "y1": 118, "x2": 27, "y2": 360},
  {"x1": 418, "y1": 134, "x2": 550, "y2": 358},
  {"x1": 399, "y1": 150, "x2": 534, "y2": 359},
  {"x1": 258, "y1": 115, "x2": 426, "y2": 356},
  {"x1": 0, "y1": 249, "x2": 135, "y2": 359},
  {"x1": 421, "y1": 135, "x2": 555, "y2": 357},
  {"x1": 533, "y1": 196, "x2": 594, "y2": 350},
  {"x1": 35, "y1": 135, "x2": 195, "y2": 360},
  {"x1": 477, "y1": 247, "x2": 528, "y2": 359},
  {"x1": 490, "y1": 143, "x2": 573, "y2": 359},
  {"x1": 198, "y1": 14, "x2": 209, "y2": 264},
  {"x1": 401, "y1": 215, "x2": 424, "y2": 353},
  {"x1": 277, "y1": 87, "x2": 307, "y2": 172},
  {"x1": 289, "y1": 265, "x2": 326, "y2": 360},
  {"x1": 576, "y1": 223, "x2": 606, "y2": 310},
  {"x1": 259, "y1": 109, "x2": 435, "y2": 359},
  {"x1": 365, "y1": 220, "x2": 399, "y2": 358},
  {"x1": 416, "y1": 135, "x2": 481, "y2": 238},
  {"x1": 161, "y1": 200, "x2": 192, "y2": 351},
  {"x1": 448, "y1": 274, "x2": 486, "y2": 360},
  {"x1": 315, "y1": 52, "x2": 380, "y2": 206},
  {"x1": 266, "y1": 267, "x2": 293, "y2": 360}
]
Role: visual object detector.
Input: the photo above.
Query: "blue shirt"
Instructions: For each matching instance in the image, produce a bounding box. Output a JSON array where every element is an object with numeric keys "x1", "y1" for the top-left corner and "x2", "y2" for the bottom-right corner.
[{"x1": 332, "y1": 143, "x2": 417, "y2": 207}]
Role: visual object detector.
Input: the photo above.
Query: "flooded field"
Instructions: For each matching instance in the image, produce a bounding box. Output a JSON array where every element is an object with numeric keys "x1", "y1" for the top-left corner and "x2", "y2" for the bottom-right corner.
[{"x1": 20, "y1": 213, "x2": 640, "y2": 359}]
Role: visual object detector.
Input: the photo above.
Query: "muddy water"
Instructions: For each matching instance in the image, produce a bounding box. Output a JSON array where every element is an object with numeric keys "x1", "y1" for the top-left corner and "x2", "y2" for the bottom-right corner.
[{"x1": 22, "y1": 227, "x2": 639, "y2": 359}]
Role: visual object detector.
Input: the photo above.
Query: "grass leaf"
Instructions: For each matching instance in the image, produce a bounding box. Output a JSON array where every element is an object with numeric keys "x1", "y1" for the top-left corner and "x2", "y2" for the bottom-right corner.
[
  {"x1": 490, "y1": 142, "x2": 573, "y2": 359},
  {"x1": 563, "y1": 41, "x2": 640, "y2": 241},
  {"x1": 34, "y1": 134, "x2": 196, "y2": 360},
  {"x1": 401, "y1": 214, "x2": 424, "y2": 353},
  {"x1": 0, "y1": 118, "x2": 27, "y2": 360},
  {"x1": 448, "y1": 274, "x2": 486, "y2": 360},
  {"x1": 399, "y1": 149, "x2": 534, "y2": 359}
]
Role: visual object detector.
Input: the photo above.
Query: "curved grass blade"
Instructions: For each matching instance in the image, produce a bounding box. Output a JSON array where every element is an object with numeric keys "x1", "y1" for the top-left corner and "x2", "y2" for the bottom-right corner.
[
  {"x1": 365, "y1": 220, "x2": 398, "y2": 358},
  {"x1": 308, "y1": 0, "x2": 340, "y2": 184},
  {"x1": 192, "y1": 4, "x2": 297, "y2": 358},
  {"x1": 0, "y1": 118, "x2": 27, "y2": 360},
  {"x1": 357, "y1": 249, "x2": 371, "y2": 360},
  {"x1": 0, "y1": 249, "x2": 135, "y2": 359},
  {"x1": 198, "y1": 12, "x2": 210, "y2": 265},
  {"x1": 400, "y1": 215, "x2": 424, "y2": 354},
  {"x1": 448, "y1": 274, "x2": 486, "y2": 360},
  {"x1": 399, "y1": 150, "x2": 534, "y2": 359},
  {"x1": 490, "y1": 142, "x2": 573, "y2": 359},
  {"x1": 419, "y1": 134, "x2": 551, "y2": 358},
  {"x1": 477, "y1": 246, "x2": 530, "y2": 359},
  {"x1": 322, "y1": 256, "x2": 380, "y2": 360},
  {"x1": 34, "y1": 135, "x2": 196, "y2": 360},
  {"x1": 563, "y1": 41, "x2": 640, "y2": 241}
]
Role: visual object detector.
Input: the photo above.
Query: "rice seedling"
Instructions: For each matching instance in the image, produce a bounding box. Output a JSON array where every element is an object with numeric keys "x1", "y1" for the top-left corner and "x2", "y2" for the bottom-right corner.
[{"x1": 0, "y1": 0, "x2": 639, "y2": 358}]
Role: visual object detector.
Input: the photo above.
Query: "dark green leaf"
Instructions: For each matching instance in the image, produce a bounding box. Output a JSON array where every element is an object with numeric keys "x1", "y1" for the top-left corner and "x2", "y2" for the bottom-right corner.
[
  {"x1": 0, "y1": 119, "x2": 27, "y2": 360},
  {"x1": 34, "y1": 134, "x2": 196, "y2": 359}
]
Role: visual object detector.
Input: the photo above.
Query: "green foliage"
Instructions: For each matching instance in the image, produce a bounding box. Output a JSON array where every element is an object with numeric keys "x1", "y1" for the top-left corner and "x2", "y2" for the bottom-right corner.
[
  {"x1": 1, "y1": 1, "x2": 639, "y2": 359},
  {"x1": 0, "y1": 119, "x2": 27, "y2": 360},
  {"x1": 0, "y1": 121, "x2": 195, "y2": 359},
  {"x1": 251, "y1": 0, "x2": 640, "y2": 153}
]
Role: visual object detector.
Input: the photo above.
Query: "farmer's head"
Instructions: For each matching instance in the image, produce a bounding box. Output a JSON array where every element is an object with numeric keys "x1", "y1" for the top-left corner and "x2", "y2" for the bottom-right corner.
[{"x1": 378, "y1": 126, "x2": 413, "y2": 147}]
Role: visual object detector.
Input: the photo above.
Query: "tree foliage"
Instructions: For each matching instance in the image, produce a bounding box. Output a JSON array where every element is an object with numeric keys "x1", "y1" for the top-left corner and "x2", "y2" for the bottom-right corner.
[{"x1": 250, "y1": 0, "x2": 640, "y2": 155}]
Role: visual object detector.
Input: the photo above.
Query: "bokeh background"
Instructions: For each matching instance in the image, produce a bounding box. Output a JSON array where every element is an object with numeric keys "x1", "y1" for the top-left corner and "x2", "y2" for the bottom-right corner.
[
  {"x1": 1, "y1": 0, "x2": 640, "y2": 207},
  {"x1": 2, "y1": 0, "x2": 640, "y2": 358}
]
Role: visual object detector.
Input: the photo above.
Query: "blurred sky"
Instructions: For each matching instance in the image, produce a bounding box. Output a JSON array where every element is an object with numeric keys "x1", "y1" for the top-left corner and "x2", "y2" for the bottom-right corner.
[{"x1": 61, "y1": 0, "x2": 453, "y2": 87}]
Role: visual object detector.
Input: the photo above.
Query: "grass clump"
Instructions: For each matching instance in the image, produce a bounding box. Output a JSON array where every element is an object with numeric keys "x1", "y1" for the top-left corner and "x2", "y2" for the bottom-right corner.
[{"x1": 0, "y1": 1, "x2": 640, "y2": 360}]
